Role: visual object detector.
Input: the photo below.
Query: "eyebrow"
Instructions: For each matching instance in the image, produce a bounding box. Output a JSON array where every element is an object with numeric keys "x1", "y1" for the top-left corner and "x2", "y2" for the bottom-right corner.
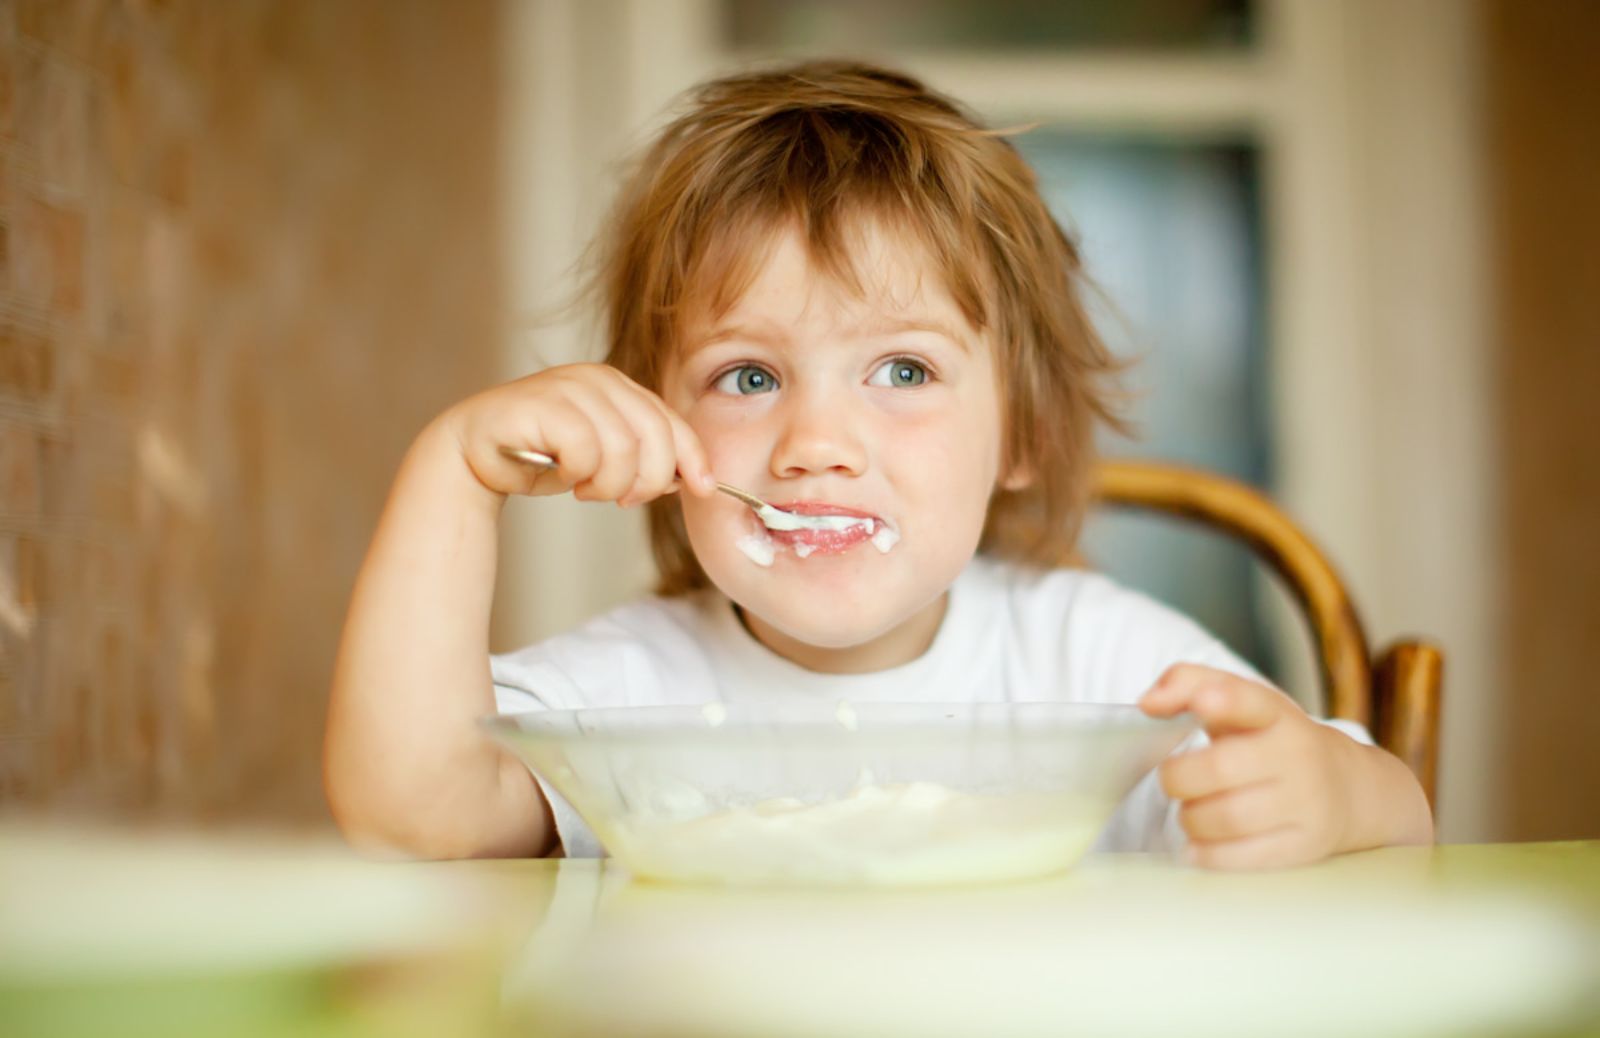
[{"x1": 691, "y1": 317, "x2": 972, "y2": 356}]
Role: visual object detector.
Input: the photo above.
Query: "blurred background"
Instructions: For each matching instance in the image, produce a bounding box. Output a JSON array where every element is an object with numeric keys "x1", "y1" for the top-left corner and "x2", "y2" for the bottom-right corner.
[{"x1": 0, "y1": 0, "x2": 1594, "y2": 844}]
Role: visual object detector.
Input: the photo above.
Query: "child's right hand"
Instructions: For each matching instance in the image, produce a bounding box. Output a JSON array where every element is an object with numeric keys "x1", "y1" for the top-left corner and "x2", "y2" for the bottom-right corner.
[
  {"x1": 438, "y1": 363, "x2": 718, "y2": 507},
  {"x1": 334, "y1": 361, "x2": 712, "y2": 858}
]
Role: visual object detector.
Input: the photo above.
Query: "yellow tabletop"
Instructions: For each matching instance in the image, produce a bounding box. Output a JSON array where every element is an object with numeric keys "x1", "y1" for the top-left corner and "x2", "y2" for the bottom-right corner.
[
  {"x1": 3, "y1": 829, "x2": 1598, "y2": 1038},
  {"x1": 469, "y1": 841, "x2": 1600, "y2": 1038}
]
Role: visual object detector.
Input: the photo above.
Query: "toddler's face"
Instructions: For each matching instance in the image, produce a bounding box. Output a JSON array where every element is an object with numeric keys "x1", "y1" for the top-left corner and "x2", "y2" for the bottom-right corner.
[{"x1": 661, "y1": 223, "x2": 1012, "y2": 669}]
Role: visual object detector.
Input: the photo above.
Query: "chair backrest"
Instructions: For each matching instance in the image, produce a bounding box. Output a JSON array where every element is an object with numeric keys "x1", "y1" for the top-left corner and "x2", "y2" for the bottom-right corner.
[{"x1": 1093, "y1": 460, "x2": 1442, "y2": 808}]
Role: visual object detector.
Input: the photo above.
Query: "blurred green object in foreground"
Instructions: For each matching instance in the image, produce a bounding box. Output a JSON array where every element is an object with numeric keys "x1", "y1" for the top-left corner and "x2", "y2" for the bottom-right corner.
[{"x1": 0, "y1": 824, "x2": 506, "y2": 1038}]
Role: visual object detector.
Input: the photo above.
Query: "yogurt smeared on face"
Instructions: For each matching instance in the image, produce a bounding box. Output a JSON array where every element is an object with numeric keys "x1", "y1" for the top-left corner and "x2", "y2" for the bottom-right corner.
[
  {"x1": 736, "y1": 532, "x2": 777, "y2": 567},
  {"x1": 772, "y1": 508, "x2": 899, "y2": 556},
  {"x1": 736, "y1": 502, "x2": 901, "y2": 566}
]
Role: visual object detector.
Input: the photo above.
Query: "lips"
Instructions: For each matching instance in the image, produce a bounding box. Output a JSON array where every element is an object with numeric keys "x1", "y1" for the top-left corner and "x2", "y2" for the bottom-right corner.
[
  {"x1": 758, "y1": 501, "x2": 883, "y2": 556},
  {"x1": 767, "y1": 501, "x2": 881, "y2": 521}
]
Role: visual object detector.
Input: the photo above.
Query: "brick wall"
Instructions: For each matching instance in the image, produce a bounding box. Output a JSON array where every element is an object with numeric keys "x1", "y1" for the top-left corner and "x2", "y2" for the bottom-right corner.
[{"x1": 0, "y1": 0, "x2": 502, "y2": 824}]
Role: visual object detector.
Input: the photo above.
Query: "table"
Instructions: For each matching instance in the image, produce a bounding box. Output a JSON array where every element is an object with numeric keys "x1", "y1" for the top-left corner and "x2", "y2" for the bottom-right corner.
[
  {"x1": 3, "y1": 829, "x2": 1597, "y2": 1038},
  {"x1": 473, "y1": 841, "x2": 1600, "y2": 1038}
]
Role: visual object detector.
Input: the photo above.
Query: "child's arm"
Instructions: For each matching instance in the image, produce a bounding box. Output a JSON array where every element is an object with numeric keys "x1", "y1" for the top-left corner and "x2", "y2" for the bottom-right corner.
[
  {"x1": 323, "y1": 364, "x2": 716, "y2": 859},
  {"x1": 1139, "y1": 663, "x2": 1435, "y2": 869}
]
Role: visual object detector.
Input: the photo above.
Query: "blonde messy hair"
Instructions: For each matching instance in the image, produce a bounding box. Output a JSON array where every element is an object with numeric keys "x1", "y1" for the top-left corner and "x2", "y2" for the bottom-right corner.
[{"x1": 586, "y1": 59, "x2": 1127, "y2": 595}]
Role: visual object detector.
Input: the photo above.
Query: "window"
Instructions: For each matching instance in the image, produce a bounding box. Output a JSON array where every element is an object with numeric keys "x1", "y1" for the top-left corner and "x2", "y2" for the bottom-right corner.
[
  {"x1": 1020, "y1": 132, "x2": 1277, "y2": 674},
  {"x1": 722, "y1": 0, "x2": 1256, "y2": 53}
]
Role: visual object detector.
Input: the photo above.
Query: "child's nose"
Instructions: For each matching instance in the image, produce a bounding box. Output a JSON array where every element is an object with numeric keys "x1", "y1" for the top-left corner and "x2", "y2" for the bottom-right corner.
[{"x1": 768, "y1": 387, "x2": 867, "y2": 480}]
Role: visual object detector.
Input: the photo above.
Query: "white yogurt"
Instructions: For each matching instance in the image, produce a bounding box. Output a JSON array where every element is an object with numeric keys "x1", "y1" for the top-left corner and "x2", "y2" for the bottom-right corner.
[
  {"x1": 736, "y1": 532, "x2": 777, "y2": 567},
  {"x1": 606, "y1": 782, "x2": 1108, "y2": 887},
  {"x1": 736, "y1": 512, "x2": 900, "y2": 566},
  {"x1": 755, "y1": 505, "x2": 872, "y2": 534}
]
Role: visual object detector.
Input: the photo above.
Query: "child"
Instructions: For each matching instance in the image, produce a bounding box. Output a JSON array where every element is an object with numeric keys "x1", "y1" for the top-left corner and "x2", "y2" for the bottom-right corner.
[{"x1": 323, "y1": 60, "x2": 1433, "y2": 869}]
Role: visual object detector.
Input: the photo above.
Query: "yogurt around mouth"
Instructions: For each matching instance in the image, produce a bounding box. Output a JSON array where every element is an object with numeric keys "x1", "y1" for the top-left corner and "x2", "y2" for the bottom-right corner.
[
  {"x1": 735, "y1": 533, "x2": 777, "y2": 567},
  {"x1": 753, "y1": 504, "x2": 867, "y2": 533},
  {"x1": 735, "y1": 507, "x2": 900, "y2": 567}
]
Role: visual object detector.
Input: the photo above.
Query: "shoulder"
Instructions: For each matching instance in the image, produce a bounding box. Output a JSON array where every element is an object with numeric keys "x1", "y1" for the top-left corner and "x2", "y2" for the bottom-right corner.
[
  {"x1": 491, "y1": 591, "x2": 720, "y2": 710},
  {"x1": 971, "y1": 555, "x2": 1260, "y2": 702},
  {"x1": 972, "y1": 555, "x2": 1201, "y2": 636}
]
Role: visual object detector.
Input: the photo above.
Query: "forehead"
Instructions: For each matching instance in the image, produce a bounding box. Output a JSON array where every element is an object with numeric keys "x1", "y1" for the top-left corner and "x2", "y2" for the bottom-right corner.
[{"x1": 680, "y1": 220, "x2": 980, "y2": 351}]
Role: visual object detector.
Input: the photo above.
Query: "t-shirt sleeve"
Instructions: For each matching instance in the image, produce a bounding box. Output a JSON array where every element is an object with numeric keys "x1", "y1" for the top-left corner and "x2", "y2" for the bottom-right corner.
[{"x1": 490, "y1": 650, "x2": 606, "y2": 860}]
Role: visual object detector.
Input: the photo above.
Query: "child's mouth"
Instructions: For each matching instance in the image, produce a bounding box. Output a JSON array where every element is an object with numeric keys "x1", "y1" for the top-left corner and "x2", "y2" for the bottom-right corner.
[{"x1": 737, "y1": 502, "x2": 901, "y2": 564}]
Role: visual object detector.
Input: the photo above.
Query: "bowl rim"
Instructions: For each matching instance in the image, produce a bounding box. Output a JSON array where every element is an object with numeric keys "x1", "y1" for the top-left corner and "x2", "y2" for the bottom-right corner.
[{"x1": 479, "y1": 701, "x2": 1198, "y2": 746}]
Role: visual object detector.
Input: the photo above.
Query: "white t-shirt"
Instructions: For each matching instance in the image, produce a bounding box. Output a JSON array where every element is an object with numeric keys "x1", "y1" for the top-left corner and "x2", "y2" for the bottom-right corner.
[{"x1": 491, "y1": 555, "x2": 1371, "y2": 859}]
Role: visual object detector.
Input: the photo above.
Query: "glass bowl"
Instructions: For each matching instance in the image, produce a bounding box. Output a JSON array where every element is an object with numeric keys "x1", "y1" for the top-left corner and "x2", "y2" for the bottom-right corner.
[{"x1": 482, "y1": 702, "x2": 1196, "y2": 888}]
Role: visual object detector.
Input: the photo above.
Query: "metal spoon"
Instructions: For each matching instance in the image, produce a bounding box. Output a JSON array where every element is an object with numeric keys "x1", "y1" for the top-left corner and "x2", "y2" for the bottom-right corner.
[{"x1": 497, "y1": 445, "x2": 866, "y2": 532}]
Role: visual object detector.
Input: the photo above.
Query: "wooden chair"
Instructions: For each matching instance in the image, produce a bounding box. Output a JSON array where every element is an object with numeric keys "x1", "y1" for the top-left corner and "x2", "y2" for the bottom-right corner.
[{"x1": 1094, "y1": 460, "x2": 1443, "y2": 810}]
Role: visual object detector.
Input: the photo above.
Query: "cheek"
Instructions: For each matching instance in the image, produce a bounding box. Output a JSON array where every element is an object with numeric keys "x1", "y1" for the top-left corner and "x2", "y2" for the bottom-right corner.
[
  {"x1": 889, "y1": 407, "x2": 1002, "y2": 489},
  {"x1": 679, "y1": 484, "x2": 720, "y2": 534},
  {"x1": 685, "y1": 403, "x2": 762, "y2": 464},
  {"x1": 678, "y1": 481, "x2": 743, "y2": 562},
  {"x1": 954, "y1": 385, "x2": 1007, "y2": 483}
]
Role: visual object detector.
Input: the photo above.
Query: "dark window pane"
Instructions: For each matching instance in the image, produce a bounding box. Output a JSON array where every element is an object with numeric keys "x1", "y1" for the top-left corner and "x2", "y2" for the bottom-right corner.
[
  {"x1": 1014, "y1": 132, "x2": 1279, "y2": 679},
  {"x1": 723, "y1": 0, "x2": 1255, "y2": 53}
]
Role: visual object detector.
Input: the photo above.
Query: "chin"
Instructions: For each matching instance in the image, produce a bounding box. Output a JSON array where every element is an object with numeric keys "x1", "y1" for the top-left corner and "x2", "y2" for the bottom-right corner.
[
  {"x1": 735, "y1": 563, "x2": 937, "y2": 645},
  {"x1": 745, "y1": 598, "x2": 898, "y2": 650},
  {"x1": 688, "y1": 521, "x2": 964, "y2": 652}
]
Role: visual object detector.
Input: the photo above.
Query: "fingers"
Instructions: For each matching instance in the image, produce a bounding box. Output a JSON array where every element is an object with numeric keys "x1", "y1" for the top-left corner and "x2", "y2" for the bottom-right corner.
[
  {"x1": 1143, "y1": 669, "x2": 1346, "y2": 870},
  {"x1": 1140, "y1": 664, "x2": 1290, "y2": 737},
  {"x1": 505, "y1": 366, "x2": 714, "y2": 506},
  {"x1": 1159, "y1": 735, "x2": 1276, "y2": 802},
  {"x1": 505, "y1": 393, "x2": 602, "y2": 497},
  {"x1": 605, "y1": 387, "x2": 684, "y2": 508},
  {"x1": 660, "y1": 406, "x2": 717, "y2": 498},
  {"x1": 1176, "y1": 780, "x2": 1284, "y2": 843},
  {"x1": 548, "y1": 382, "x2": 639, "y2": 503},
  {"x1": 610, "y1": 380, "x2": 716, "y2": 502}
]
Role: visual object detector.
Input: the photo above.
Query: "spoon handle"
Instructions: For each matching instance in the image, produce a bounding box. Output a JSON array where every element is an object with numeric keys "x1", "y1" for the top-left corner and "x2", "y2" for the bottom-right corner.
[{"x1": 499, "y1": 445, "x2": 556, "y2": 469}]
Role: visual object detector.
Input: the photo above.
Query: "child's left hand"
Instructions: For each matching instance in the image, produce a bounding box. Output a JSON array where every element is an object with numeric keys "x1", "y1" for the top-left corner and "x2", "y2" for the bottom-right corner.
[{"x1": 1139, "y1": 663, "x2": 1434, "y2": 870}]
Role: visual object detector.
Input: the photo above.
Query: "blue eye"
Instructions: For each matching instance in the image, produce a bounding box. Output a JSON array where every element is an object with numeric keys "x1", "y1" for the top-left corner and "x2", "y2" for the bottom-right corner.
[
  {"x1": 714, "y1": 365, "x2": 778, "y2": 395},
  {"x1": 869, "y1": 357, "x2": 929, "y2": 388}
]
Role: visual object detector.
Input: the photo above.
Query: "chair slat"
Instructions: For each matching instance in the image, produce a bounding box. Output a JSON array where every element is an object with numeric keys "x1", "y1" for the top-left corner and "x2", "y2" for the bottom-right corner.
[{"x1": 1094, "y1": 460, "x2": 1374, "y2": 729}]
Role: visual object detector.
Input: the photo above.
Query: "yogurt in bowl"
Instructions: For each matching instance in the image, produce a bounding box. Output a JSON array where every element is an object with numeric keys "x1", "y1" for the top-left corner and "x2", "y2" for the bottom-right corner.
[{"x1": 483, "y1": 702, "x2": 1197, "y2": 888}]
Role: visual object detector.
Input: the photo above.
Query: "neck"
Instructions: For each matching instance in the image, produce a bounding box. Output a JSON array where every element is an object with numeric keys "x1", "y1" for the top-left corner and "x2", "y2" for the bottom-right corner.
[{"x1": 737, "y1": 592, "x2": 949, "y2": 674}]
